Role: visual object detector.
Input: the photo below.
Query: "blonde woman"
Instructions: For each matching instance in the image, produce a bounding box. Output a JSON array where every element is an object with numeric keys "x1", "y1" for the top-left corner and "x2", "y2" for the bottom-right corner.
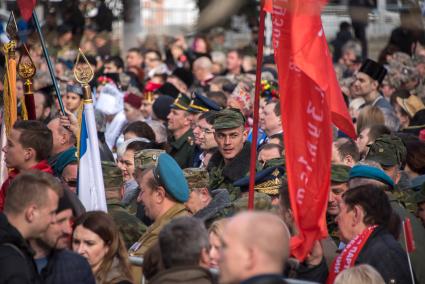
[
  {"x1": 334, "y1": 264, "x2": 385, "y2": 284},
  {"x1": 208, "y1": 218, "x2": 228, "y2": 269}
]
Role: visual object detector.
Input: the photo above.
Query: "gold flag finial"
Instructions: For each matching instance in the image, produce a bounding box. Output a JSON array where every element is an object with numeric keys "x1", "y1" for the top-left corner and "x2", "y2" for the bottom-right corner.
[
  {"x1": 73, "y1": 48, "x2": 94, "y2": 84},
  {"x1": 18, "y1": 45, "x2": 36, "y2": 80},
  {"x1": 6, "y1": 12, "x2": 18, "y2": 42}
]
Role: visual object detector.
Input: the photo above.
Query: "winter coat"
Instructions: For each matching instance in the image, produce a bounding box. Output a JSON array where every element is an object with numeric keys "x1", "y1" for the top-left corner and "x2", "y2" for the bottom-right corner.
[
  {"x1": 149, "y1": 266, "x2": 216, "y2": 284},
  {"x1": 356, "y1": 226, "x2": 414, "y2": 284},
  {"x1": 0, "y1": 213, "x2": 41, "y2": 284}
]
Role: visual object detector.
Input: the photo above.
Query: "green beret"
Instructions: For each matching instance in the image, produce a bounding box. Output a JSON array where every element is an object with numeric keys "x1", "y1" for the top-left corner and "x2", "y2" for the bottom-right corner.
[
  {"x1": 331, "y1": 164, "x2": 351, "y2": 183},
  {"x1": 134, "y1": 149, "x2": 165, "y2": 170},
  {"x1": 365, "y1": 134, "x2": 407, "y2": 168},
  {"x1": 101, "y1": 161, "x2": 123, "y2": 190},
  {"x1": 213, "y1": 108, "x2": 246, "y2": 130},
  {"x1": 170, "y1": 93, "x2": 191, "y2": 111},
  {"x1": 153, "y1": 153, "x2": 189, "y2": 203},
  {"x1": 183, "y1": 168, "x2": 209, "y2": 191}
]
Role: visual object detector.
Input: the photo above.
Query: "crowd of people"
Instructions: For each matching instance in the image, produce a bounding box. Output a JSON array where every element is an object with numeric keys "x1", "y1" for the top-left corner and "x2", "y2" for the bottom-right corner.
[{"x1": 0, "y1": 3, "x2": 425, "y2": 284}]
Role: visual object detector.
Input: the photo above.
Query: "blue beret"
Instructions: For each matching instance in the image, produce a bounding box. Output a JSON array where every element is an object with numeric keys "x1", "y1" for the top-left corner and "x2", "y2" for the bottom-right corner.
[
  {"x1": 233, "y1": 166, "x2": 285, "y2": 194},
  {"x1": 188, "y1": 91, "x2": 222, "y2": 113},
  {"x1": 349, "y1": 165, "x2": 395, "y2": 189},
  {"x1": 153, "y1": 153, "x2": 189, "y2": 202}
]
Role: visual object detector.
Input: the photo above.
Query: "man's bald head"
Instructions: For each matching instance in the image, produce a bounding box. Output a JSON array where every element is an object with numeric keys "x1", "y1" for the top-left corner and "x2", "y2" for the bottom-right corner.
[{"x1": 219, "y1": 212, "x2": 290, "y2": 284}]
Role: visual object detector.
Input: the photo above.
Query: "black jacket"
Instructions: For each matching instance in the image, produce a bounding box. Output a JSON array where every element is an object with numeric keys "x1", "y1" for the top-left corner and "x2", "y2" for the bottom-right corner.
[
  {"x1": 356, "y1": 226, "x2": 414, "y2": 284},
  {"x1": 0, "y1": 213, "x2": 41, "y2": 284},
  {"x1": 240, "y1": 274, "x2": 287, "y2": 284},
  {"x1": 40, "y1": 249, "x2": 95, "y2": 284}
]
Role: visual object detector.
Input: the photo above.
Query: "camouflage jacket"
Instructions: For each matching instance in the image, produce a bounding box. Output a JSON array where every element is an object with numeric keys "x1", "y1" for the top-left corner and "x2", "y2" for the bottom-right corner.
[
  {"x1": 207, "y1": 142, "x2": 252, "y2": 201},
  {"x1": 194, "y1": 188, "x2": 235, "y2": 228},
  {"x1": 388, "y1": 192, "x2": 425, "y2": 284},
  {"x1": 107, "y1": 203, "x2": 146, "y2": 249}
]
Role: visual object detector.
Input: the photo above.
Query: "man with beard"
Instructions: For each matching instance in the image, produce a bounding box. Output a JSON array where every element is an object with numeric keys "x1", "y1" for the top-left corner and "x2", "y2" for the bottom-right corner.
[{"x1": 30, "y1": 190, "x2": 94, "y2": 284}]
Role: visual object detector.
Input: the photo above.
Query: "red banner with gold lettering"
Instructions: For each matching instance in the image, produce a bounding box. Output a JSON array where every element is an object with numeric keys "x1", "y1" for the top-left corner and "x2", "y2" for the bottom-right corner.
[{"x1": 271, "y1": 0, "x2": 355, "y2": 260}]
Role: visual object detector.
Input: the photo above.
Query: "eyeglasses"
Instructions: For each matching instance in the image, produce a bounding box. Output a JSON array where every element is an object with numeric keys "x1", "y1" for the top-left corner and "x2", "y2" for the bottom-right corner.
[{"x1": 61, "y1": 177, "x2": 78, "y2": 188}]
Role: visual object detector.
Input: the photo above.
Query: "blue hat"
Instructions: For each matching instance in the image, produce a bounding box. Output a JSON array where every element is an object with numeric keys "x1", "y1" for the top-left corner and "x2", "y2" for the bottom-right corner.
[
  {"x1": 233, "y1": 166, "x2": 285, "y2": 195},
  {"x1": 349, "y1": 165, "x2": 395, "y2": 189},
  {"x1": 153, "y1": 153, "x2": 189, "y2": 202},
  {"x1": 188, "y1": 91, "x2": 222, "y2": 113}
]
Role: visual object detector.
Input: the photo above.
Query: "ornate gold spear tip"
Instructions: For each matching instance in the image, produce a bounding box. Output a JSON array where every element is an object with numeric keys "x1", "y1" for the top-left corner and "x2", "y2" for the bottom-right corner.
[
  {"x1": 73, "y1": 48, "x2": 94, "y2": 85},
  {"x1": 18, "y1": 45, "x2": 36, "y2": 81},
  {"x1": 6, "y1": 12, "x2": 18, "y2": 42}
]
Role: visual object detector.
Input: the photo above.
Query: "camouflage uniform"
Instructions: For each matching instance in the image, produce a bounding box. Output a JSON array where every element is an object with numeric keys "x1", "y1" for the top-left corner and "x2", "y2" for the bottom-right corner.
[
  {"x1": 207, "y1": 108, "x2": 252, "y2": 201},
  {"x1": 183, "y1": 168, "x2": 234, "y2": 228},
  {"x1": 102, "y1": 161, "x2": 147, "y2": 249},
  {"x1": 327, "y1": 164, "x2": 351, "y2": 245},
  {"x1": 233, "y1": 192, "x2": 272, "y2": 212}
]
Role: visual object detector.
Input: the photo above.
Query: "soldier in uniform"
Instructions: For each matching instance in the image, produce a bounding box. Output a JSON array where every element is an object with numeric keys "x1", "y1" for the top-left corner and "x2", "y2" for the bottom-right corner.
[
  {"x1": 129, "y1": 153, "x2": 190, "y2": 282},
  {"x1": 102, "y1": 161, "x2": 146, "y2": 249},
  {"x1": 364, "y1": 134, "x2": 412, "y2": 205},
  {"x1": 326, "y1": 164, "x2": 351, "y2": 246},
  {"x1": 167, "y1": 94, "x2": 196, "y2": 168},
  {"x1": 183, "y1": 168, "x2": 234, "y2": 228},
  {"x1": 207, "y1": 108, "x2": 252, "y2": 201},
  {"x1": 232, "y1": 167, "x2": 287, "y2": 211}
]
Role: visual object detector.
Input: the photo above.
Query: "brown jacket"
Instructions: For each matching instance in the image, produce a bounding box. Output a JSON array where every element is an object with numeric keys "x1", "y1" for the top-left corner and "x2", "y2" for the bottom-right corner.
[{"x1": 129, "y1": 203, "x2": 189, "y2": 281}]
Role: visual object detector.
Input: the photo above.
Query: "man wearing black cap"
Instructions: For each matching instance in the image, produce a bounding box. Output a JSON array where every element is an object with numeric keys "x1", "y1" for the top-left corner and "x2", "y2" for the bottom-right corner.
[
  {"x1": 352, "y1": 59, "x2": 394, "y2": 112},
  {"x1": 167, "y1": 94, "x2": 197, "y2": 168}
]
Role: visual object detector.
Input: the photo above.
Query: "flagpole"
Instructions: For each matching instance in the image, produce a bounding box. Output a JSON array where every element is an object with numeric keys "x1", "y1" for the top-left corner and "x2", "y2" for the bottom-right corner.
[
  {"x1": 248, "y1": 1, "x2": 266, "y2": 210},
  {"x1": 31, "y1": 11, "x2": 66, "y2": 115},
  {"x1": 402, "y1": 219, "x2": 416, "y2": 284}
]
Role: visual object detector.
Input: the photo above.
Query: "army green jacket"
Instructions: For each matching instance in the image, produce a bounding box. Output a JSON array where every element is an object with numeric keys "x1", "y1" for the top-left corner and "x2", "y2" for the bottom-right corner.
[
  {"x1": 168, "y1": 129, "x2": 196, "y2": 169},
  {"x1": 107, "y1": 202, "x2": 146, "y2": 249},
  {"x1": 207, "y1": 142, "x2": 252, "y2": 201},
  {"x1": 129, "y1": 203, "x2": 190, "y2": 257},
  {"x1": 388, "y1": 192, "x2": 425, "y2": 284}
]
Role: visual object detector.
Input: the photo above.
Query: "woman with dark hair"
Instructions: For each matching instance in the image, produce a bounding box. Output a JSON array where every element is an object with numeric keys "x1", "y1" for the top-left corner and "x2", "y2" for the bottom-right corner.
[{"x1": 72, "y1": 211, "x2": 133, "y2": 284}]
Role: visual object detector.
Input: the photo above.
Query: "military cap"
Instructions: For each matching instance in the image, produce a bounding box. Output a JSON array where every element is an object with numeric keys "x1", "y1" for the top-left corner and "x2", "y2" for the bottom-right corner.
[
  {"x1": 101, "y1": 161, "x2": 123, "y2": 190},
  {"x1": 233, "y1": 192, "x2": 272, "y2": 212},
  {"x1": 188, "y1": 91, "x2": 222, "y2": 113},
  {"x1": 365, "y1": 134, "x2": 407, "y2": 168},
  {"x1": 411, "y1": 182, "x2": 425, "y2": 204},
  {"x1": 349, "y1": 164, "x2": 395, "y2": 189},
  {"x1": 170, "y1": 93, "x2": 191, "y2": 111},
  {"x1": 213, "y1": 108, "x2": 246, "y2": 130},
  {"x1": 134, "y1": 149, "x2": 165, "y2": 170},
  {"x1": 183, "y1": 168, "x2": 210, "y2": 191},
  {"x1": 263, "y1": 157, "x2": 285, "y2": 169},
  {"x1": 331, "y1": 164, "x2": 351, "y2": 183},
  {"x1": 153, "y1": 153, "x2": 189, "y2": 203},
  {"x1": 233, "y1": 166, "x2": 285, "y2": 196},
  {"x1": 359, "y1": 59, "x2": 387, "y2": 84}
]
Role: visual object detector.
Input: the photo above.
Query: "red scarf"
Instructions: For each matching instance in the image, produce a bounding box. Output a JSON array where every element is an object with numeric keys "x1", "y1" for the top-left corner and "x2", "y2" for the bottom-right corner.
[
  {"x1": 0, "y1": 160, "x2": 53, "y2": 211},
  {"x1": 326, "y1": 225, "x2": 377, "y2": 284}
]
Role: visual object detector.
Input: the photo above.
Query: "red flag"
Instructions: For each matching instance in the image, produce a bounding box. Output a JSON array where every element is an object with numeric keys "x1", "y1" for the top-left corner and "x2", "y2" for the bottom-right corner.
[
  {"x1": 17, "y1": 0, "x2": 36, "y2": 22},
  {"x1": 263, "y1": 0, "x2": 273, "y2": 12},
  {"x1": 403, "y1": 218, "x2": 416, "y2": 253},
  {"x1": 272, "y1": 0, "x2": 344, "y2": 260}
]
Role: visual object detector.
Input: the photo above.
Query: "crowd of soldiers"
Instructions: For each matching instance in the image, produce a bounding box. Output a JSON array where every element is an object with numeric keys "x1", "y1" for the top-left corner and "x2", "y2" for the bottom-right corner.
[{"x1": 0, "y1": 8, "x2": 425, "y2": 284}]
